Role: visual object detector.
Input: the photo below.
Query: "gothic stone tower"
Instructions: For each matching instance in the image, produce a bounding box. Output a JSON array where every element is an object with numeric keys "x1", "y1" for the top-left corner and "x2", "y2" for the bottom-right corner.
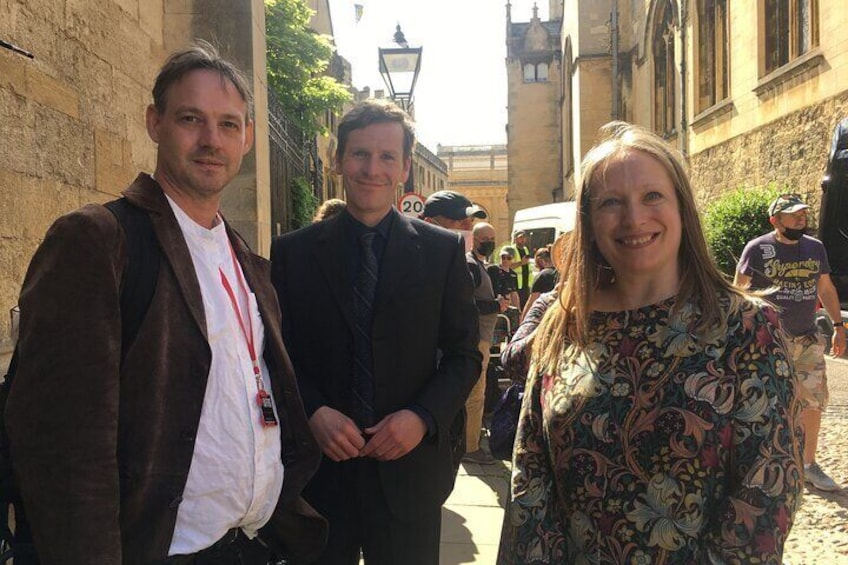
[{"x1": 505, "y1": 2, "x2": 562, "y2": 226}]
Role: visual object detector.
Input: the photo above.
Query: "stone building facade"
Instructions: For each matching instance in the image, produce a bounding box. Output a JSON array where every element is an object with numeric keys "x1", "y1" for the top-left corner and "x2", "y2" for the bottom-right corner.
[
  {"x1": 509, "y1": 0, "x2": 848, "y2": 210},
  {"x1": 0, "y1": 0, "x2": 270, "y2": 352},
  {"x1": 308, "y1": 0, "x2": 350, "y2": 203},
  {"x1": 505, "y1": 1, "x2": 563, "y2": 227},
  {"x1": 438, "y1": 144, "x2": 510, "y2": 246},
  {"x1": 412, "y1": 142, "x2": 448, "y2": 198}
]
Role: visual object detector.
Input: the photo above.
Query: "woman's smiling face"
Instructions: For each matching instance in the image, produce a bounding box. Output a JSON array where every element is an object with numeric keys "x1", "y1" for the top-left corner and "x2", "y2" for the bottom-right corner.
[{"x1": 589, "y1": 149, "x2": 682, "y2": 287}]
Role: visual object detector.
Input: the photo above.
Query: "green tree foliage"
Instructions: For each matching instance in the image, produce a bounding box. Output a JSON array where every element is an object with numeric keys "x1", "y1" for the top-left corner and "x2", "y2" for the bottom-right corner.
[
  {"x1": 265, "y1": 0, "x2": 351, "y2": 137},
  {"x1": 291, "y1": 176, "x2": 319, "y2": 229},
  {"x1": 702, "y1": 185, "x2": 784, "y2": 276}
]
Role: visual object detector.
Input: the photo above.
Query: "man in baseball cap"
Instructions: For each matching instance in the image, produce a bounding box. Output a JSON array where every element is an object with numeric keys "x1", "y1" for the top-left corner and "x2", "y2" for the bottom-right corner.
[
  {"x1": 768, "y1": 193, "x2": 809, "y2": 217},
  {"x1": 736, "y1": 192, "x2": 845, "y2": 492},
  {"x1": 421, "y1": 190, "x2": 487, "y2": 231}
]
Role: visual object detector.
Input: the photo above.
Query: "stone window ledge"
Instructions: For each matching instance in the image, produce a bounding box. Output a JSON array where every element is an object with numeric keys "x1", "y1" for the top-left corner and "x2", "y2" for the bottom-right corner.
[
  {"x1": 691, "y1": 98, "x2": 735, "y2": 129},
  {"x1": 754, "y1": 49, "x2": 825, "y2": 96}
]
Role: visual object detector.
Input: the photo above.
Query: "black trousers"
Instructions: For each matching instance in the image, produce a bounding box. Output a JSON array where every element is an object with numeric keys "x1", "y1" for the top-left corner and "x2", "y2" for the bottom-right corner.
[
  {"x1": 517, "y1": 286, "x2": 529, "y2": 310},
  {"x1": 306, "y1": 458, "x2": 441, "y2": 565},
  {"x1": 159, "y1": 529, "x2": 278, "y2": 565}
]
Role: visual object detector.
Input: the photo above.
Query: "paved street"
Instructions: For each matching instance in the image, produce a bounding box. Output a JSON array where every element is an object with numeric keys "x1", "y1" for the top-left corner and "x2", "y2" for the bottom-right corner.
[
  {"x1": 440, "y1": 454, "x2": 510, "y2": 564},
  {"x1": 783, "y1": 355, "x2": 848, "y2": 564},
  {"x1": 439, "y1": 355, "x2": 848, "y2": 565}
]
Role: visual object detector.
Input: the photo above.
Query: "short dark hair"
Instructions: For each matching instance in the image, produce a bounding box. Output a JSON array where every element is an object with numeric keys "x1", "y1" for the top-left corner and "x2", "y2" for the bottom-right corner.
[
  {"x1": 534, "y1": 247, "x2": 551, "y2": 262},
  {"x1": 152, "y1": 40, "x2": 253, "y2": 122},
  {"x1": 336, "y1": 99, "x2": 416, "y2": 161},
  {"x1": 501, "y1": 246, "x2": 516, "y2": 258}
]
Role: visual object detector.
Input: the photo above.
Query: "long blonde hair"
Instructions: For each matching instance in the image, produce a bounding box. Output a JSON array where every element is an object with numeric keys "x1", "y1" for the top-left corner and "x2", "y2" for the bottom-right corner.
[{"x1": 533, "y1": 122, "x2": 747, "y2": 374}]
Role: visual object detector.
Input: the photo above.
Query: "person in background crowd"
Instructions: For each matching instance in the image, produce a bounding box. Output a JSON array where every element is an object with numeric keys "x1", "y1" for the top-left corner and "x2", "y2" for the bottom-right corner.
[
  {"x1": 464, "y1": 222, "x2": 510, "y2": 465},
  {"x1": 498, "y1": 122, "x2": 802, "y2": 564},
  {"x1": 520, "y1": 244, "x2": 558, "y2": 322},
  {"x1": 420, "y1": 190, "x2": 487, "y2": 255},
  {"x1": 313, "y1": 198, "x2": 347, "y2": 223},
  {"x1": 511, "y1": 230, "x2": 531, "y2": 308},
  {"x1": 271, "y1": 100, "x2": 481, "y2": 565},
  {"x1": 488, "y1": 248, "x2": 521, "y2": 333},
  {"x1": 489, "y1": 248, "x2": 520, "y2": 310},
  {"x1": 5, "y1": 42, "x2": 324, "y2": 565},
  {"x1": 505, "y1": 234, "x2": 568, "y2": 383},
  {"x1": 420, "y1": 190, "x2": 487, "y2": 231},
  {"x1": 735, "y1": 193, "x2": 845, "y2": 492}
]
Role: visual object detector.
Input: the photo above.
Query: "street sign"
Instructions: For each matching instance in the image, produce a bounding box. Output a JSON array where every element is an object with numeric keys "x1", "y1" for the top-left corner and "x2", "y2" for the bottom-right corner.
[{"x1": 398, "y1": 192, "x2": 426, "y2": 218}]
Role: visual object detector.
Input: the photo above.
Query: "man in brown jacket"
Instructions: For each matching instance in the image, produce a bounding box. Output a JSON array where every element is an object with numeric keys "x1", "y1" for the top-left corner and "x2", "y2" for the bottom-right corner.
[{"x1": 5, "y1": 43, "x2": 324, "y2": 564}]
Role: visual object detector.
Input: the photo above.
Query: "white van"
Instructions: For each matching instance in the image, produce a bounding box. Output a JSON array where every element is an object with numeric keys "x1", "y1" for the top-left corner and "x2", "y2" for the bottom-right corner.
[{"x1": 511, "y1": 201, "x2": 577, "y2": 252}]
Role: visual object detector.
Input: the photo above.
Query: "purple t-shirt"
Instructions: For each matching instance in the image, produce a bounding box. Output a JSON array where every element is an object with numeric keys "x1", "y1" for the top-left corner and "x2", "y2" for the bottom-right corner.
[{"x1": 737, "y1": 232, "x2": 830, "y2": 336}]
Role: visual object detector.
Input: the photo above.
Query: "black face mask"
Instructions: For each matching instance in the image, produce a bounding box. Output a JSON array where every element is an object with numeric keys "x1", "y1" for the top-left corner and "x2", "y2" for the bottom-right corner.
[
  {"x1": 782, "y1": 227, "x2": 805, "y2": 241},
  {"x1": 476, "y1": 241, "x2": 496, "y2": 257}
]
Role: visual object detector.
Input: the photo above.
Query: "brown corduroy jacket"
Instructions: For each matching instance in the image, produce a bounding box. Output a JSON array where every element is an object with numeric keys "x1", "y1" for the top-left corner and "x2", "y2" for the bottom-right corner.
[{"x1": 5, "y1": 174, "x2": 326, "y2": 565}]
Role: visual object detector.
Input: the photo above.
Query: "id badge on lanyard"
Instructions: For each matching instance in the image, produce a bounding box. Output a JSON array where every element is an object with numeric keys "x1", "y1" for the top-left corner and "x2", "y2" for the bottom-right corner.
[{"x1": 219, "y1": 244, "x2": 279, "y2": 427}]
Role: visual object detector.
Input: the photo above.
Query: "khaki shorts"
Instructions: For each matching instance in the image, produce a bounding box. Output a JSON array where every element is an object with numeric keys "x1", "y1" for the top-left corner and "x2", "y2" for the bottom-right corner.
[{"x1": 786, "y1": 333, "x2": 828, "y2": 410}]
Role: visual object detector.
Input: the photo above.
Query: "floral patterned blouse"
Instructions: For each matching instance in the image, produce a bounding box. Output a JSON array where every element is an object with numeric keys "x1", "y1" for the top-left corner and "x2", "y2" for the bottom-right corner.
[{"x1": 498, "y1": 294, "x2": 803, "y2": 565}]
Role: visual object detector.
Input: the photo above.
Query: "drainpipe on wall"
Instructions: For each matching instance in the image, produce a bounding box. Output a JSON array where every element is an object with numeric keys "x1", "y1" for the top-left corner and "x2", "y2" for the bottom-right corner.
[
  {"x1": 679, "y1": 0, "x2": 688, "y2": 156},
  {"x1": 610, "y1": 0, "x2": 620, "y2": 120}
]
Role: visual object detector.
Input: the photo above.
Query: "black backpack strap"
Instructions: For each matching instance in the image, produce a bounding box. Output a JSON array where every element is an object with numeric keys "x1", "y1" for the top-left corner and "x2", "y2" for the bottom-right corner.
[
  {"x1": 0, "y1": 348, "x2": 19, "y2": 499},
  {"x1": 104, "y1": 198, "x2": 161, "y2": 359},
  {"x1": 1, "y1": 330, "x2": 30, "y2": 562}
]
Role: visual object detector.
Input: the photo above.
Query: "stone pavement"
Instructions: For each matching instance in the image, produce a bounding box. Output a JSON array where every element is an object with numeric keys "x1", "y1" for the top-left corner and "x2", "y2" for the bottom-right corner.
[
  {"x1": 783, "y1": 355, "x2": 848, "y2": 564},
  {"x1": 440, "y1": 455, "x2": 510, "y2": 564}
]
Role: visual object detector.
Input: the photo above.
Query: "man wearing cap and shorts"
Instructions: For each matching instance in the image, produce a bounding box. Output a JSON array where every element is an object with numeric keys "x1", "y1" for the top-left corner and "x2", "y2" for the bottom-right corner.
[{"x1": 736, "y1": 194, "x2": 845, "y2": 491}]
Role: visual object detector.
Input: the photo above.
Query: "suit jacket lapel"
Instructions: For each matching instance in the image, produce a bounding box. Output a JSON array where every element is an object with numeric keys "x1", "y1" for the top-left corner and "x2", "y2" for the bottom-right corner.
[
  {"x1": 375, "y1": 212, "x2": 421, "y2": 314},
  {"x1": 315, "y1": 215, "x2": 356, "y2": 334},
  {"x1": 122, "y1": 174, "x2": 208, "y2": 342}
]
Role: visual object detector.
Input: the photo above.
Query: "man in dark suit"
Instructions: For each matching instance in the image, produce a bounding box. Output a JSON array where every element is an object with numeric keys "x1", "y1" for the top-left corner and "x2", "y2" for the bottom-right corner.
[{"x1": 271, "y1": 100, "x2": 481, "y2": 564}]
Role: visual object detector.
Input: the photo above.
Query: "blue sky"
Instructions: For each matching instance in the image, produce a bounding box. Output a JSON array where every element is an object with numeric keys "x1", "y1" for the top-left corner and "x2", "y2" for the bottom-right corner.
[{"x1": 327, "y1": 0, "x2": 549, "y2": 150}]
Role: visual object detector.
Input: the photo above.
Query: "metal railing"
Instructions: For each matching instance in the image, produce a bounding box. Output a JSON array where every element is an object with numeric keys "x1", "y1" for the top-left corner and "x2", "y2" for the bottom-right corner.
[{"x1": 267, "y1": 88, "x2": 323, "y2": 234}]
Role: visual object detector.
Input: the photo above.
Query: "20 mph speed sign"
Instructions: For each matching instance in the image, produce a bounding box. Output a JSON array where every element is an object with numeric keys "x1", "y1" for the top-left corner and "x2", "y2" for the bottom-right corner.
[{"x1": 398, "y1": 193, "x2": 426, "y2": 218}]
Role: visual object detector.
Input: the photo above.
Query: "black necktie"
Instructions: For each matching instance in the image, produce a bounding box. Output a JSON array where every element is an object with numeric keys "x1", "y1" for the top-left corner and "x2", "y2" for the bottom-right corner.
[{"x1": 352, "y1": 231, "x2": 378, "y2": 428}]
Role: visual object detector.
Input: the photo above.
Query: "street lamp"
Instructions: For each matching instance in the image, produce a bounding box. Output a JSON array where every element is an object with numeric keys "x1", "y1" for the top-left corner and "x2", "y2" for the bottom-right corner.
[
  {"x1": 378, "y1": 25, "x2": 422, "y2": 114},
  {"x1": 379, "y1": 25, "x2": 422, "y2": 194}
]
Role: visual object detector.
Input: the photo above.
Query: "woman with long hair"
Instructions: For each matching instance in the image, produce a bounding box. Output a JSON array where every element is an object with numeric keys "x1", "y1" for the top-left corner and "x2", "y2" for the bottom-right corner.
[{"x1": 497, "y1": 123, "x2": 803, "y2": 564}]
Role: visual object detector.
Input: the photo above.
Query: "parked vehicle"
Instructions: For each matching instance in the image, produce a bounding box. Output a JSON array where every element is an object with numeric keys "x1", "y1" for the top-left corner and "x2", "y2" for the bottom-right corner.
[
  {"x1": 816, "y1": 117, "x2": 848, "y2": 355},
  {"x1": 511, "y1": 201, "x2": 577, "y2": 252}
]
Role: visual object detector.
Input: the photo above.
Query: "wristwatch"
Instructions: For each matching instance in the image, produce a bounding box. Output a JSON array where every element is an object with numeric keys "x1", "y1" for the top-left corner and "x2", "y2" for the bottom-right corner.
[{"x1": 832, "y1": 319, "x2": 847, "y2": 329}]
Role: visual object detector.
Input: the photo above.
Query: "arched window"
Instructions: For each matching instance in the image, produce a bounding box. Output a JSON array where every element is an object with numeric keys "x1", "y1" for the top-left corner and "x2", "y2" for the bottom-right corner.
[
  {"x1": 523, "y1": 63, "x2": 536, "y2": 82},
  {"x1": 537, "y1": 62, "x2": 549, "y2": 82},
  {"x1": 697, "y1": 0, "x2": 729, "y2": 111},
  {"x1": 763, "y1": 0, "x2": 819, "y2": 75},
  {"x1": 653, "y1": 0, "x2": 677, "y2": 137}
]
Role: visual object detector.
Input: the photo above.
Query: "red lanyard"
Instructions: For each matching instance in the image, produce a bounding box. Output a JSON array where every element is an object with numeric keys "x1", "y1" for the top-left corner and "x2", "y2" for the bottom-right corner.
[{"x1": 219, "y1": 243, "x2": 278, "y2": 427}]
